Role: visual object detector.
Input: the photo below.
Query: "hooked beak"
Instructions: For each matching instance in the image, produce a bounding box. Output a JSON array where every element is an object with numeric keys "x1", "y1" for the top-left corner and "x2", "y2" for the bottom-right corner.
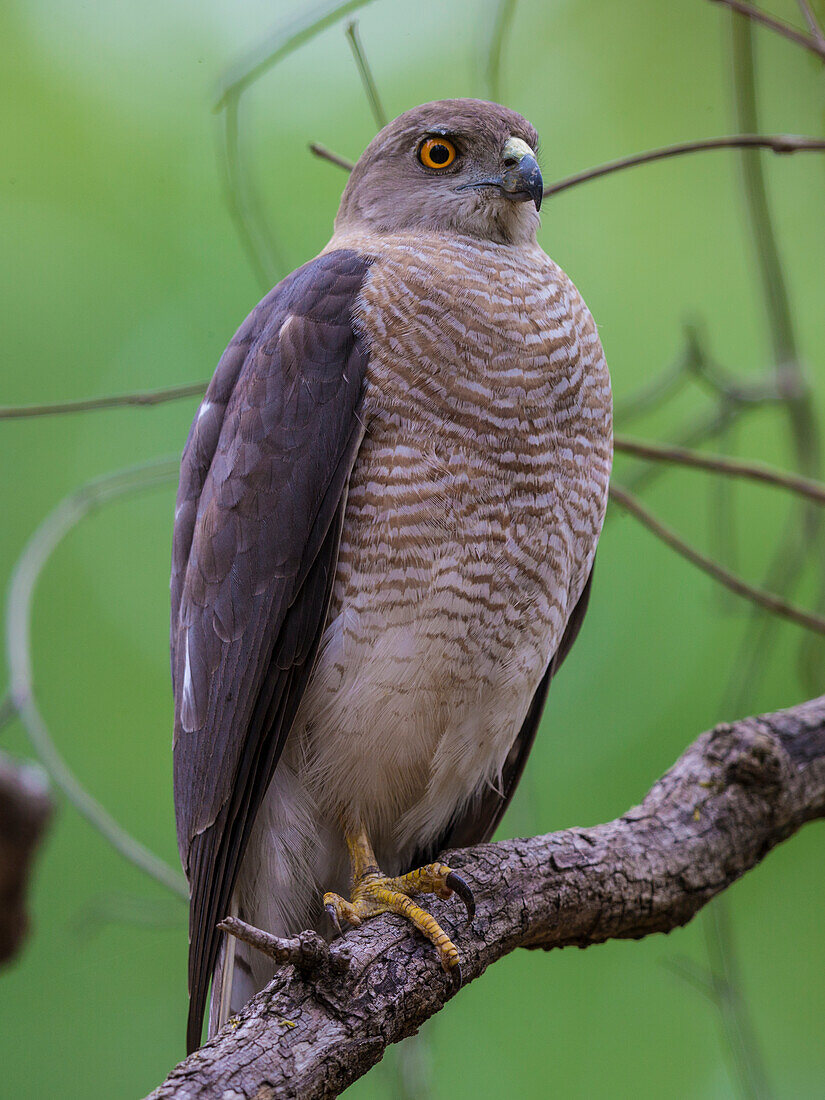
[{"x1": 456, "y1": 136, "x2": 543, "y2": 211}]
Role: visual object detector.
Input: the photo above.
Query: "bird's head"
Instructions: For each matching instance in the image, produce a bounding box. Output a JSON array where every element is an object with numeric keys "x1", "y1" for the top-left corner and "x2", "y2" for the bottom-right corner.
[{"x1": 334, "y1": 99, "x2": 542, "y2": 245}]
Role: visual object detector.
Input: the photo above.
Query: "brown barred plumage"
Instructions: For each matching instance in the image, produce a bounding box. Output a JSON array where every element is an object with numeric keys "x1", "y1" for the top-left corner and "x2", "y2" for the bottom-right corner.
[{"x1": 173, "y1": 99, "x2": 612, "y2": 1051}]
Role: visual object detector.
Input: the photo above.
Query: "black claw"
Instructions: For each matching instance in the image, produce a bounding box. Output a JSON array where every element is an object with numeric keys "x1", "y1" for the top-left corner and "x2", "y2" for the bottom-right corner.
[
  {"x1": 445, "y1": 871, "x2": 475, "y2": 922},
  {"x1": 325, "y1": 903, "x2": 342, "y2": 937},
  {"x1": 449, "y1": 960, "x2": 463, "y2": 992}
]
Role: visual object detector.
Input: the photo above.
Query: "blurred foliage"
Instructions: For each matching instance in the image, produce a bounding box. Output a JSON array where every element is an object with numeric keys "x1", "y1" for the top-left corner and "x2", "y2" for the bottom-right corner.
[{"x1": 1, "y1": 0, "x2": 824, "y2": 1096}]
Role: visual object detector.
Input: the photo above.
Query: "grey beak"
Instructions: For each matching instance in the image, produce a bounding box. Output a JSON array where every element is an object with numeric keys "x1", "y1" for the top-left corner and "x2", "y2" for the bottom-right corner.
[
  {"x1": 500, "y1": 153, "x2": 543, "y2": 211},
  {"x1": 455, "y1": 136, "x2": 544, "y2": 211}
]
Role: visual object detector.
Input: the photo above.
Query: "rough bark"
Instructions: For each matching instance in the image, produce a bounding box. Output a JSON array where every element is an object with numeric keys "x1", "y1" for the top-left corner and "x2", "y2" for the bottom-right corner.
[
  {"x1": 0, "y1": 752, "x2": 52, "y2": 965},
  {"x1": 149, "y1": 695, "x2": 825, "y2": 1100}
]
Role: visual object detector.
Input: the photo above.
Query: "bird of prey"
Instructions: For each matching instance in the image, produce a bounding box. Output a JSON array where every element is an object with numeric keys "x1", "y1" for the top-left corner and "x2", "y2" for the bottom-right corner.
[{"x1": 171, "y1": 98, "x2": 612, "y2": 1052}]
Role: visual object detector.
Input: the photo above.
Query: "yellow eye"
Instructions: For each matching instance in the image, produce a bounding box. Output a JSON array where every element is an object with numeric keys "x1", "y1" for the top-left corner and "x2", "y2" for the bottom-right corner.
[{"x1": 418, "y1": 137, "x2": 457, "y2": 170}]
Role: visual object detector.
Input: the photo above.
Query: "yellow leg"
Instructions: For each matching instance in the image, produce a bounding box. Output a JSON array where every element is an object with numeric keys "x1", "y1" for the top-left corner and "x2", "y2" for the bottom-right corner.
[{"x1": 323, "y1": 826, "x2": 474, "y2": 988}]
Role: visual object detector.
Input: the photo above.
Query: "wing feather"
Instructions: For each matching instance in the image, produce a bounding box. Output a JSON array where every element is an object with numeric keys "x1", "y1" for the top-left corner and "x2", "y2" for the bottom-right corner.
[{"x1": 170, "y1": 250, "x2": 373, "y2": 1052}]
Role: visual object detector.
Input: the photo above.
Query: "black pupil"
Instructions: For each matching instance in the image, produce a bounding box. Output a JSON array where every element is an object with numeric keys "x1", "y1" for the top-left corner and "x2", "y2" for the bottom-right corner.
[{"x1": 429, "y1": 143, "x2": 450, "y2": 164}]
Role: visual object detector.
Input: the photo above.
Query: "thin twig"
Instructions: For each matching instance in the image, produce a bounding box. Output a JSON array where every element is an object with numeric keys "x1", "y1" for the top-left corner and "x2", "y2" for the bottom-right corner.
[
  {"x1": 215, "y1": 92, "x2": 277, "y2": 290},
  {"x1": 614, "y1": 403, "x2": 738, "y2": 500},
  {"x1": 5, "y1": 459, "x2": 187, "y2": 900},
  {"x1": 704, "y1": 900, "x2": 773, "y2": 1099},
  {"x1": 732, "y1": 26, "x2": 798, "y2": 366},
  {"x1": 664, "y1": 956, "x2": 718, "y2": 1001},
  {"x1": 309, "y1": 142, "x2": 356, "y2": 172},
  {"x1": 543, "y1": 133, "x2": 825, "y2": 197},
  {"x1": 214, "y1": 0, "x2": 375, "y2": 111},
  {"x1": 307, "y1": 133, "x2": 825, "y2": 195},
  {"x1": 724, "y1": 11, "x2": 824, "y2": 709},
  {"x1": 71, "y1": 893, "x2": 187, "y2": 938},
  {"x1": 212, "y1": 0, "x2": 377, "y2": 289},
  {"x1": 614, "y1": 435, "x2": 825, "y2": 506},
  {"x1": 345, "y1": 20, "x2": 387, "y2": 128},
  {"x1": 0, "y1": 381, "x2": 206, "y2": 421},
  {"x1": 708, "y1": 0, "x2": 825, "y2": 61},
  {"x1": 797, "y1": 0, "x2": 825, "y2": 47},
  {"x1": 484, "y1": 0, "x2": 518, "y2": 101},
  {"x1": 0, "y1": 693, "x2": 15, "y2": 733},
  {"x1": 609, "y1": 484, "x2": 825, "y2": 636},
  {"x1": 218, "y1": 919, "x2": 345, "y2": 974},
  {"x1": 613, "y1": 348, "x2": 692, "y2": 424}
]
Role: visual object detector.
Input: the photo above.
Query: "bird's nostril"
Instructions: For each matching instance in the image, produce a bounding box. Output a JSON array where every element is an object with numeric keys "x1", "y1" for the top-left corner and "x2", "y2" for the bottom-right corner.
[{"x1": 502, "y1": 156, "x2": 518, "y2": 168}]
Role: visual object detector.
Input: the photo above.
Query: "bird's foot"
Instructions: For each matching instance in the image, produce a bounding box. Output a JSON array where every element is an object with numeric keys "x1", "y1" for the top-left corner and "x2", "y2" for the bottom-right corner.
[{"x1": 323, "y1": 828, "x2": 474, "y2": 989}]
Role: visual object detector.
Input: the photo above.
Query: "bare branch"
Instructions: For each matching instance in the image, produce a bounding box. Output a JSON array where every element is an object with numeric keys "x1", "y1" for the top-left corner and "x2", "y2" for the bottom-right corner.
[
  {"x1": 71, "y1": 893, "x2": 186, "y2": 937},
  {"x1": 543, "y1": 134, "x2": 825, "y2": 198},
  {"x1": 0, "y1": 693, "x2": 15, "y2": 733},
  {"x1": 218, "y1": 918, "x2": 339, "y2": 972},
  {"x1": 731, "y1": 17, "x2": 800, "y2": 369},
  {"x1": 609, "y1": 483, "x2": 825, "y2": 636},
  {"x1": 0, "y1": 753, "x2": 52, "y2": 965},
  {"x1": 5, "y1": 460, "x2": 188, "y2": 900},
  {"x1": 701, "y1": 901, "x2": 773, "y2": 1098},
  {"x1": 148, "y1": 694, "x2": 825, "y2": 1099},
  {"x1": 708, "y1": 0, "x2": 825, "y2": 61},
  {"x1": 214, "y1": 92, "x2": 278, "y2": 290},
  {"x1": 614, "y1": 435, "x2": 825, "y2": 506},
  {"x1": 308, "y1": 133, "x2": 825, "y2": 197},
  {"x1": 484, "y1": 0, "x2": 518, "y2": 102},
  {"x1": 613, "y1": 345, "x2": 692, "y2": 424},
  {"x1": 0, "y1": 381, "x2": 206, "y2": 421},
  {"x1": 345, "y1": 20, "x2": 387, "y2": 128},
  {"x1": 309, "y1": 142, "x2": 356, "y2": 172},
  {"x1": 723, "y1": 9, "x2": 824, "y2": 711},
  {"x1": 797, "y1": 0, "x2": 825, "y2": 48},
  {"x1": 212, "y1": 0, "x2": 378, "y2": 288},
  {"x1": 214, "y1": 0, "x2": 376, "y2": 111}
]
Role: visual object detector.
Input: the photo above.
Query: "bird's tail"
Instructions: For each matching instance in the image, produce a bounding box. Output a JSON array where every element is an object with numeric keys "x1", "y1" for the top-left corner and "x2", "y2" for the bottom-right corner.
[{"x1": 207, "y1": 900, "x2": 260, "y2": 1040}]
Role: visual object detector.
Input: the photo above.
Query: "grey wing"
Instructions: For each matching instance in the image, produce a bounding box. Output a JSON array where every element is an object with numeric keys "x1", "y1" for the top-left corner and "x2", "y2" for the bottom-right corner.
[
  {"x1": 170, "y1": 249, "x2": 373, "y2": 1053},
  {"x1": 440, "y1": 567, "x2": 595, "y2": 851}
]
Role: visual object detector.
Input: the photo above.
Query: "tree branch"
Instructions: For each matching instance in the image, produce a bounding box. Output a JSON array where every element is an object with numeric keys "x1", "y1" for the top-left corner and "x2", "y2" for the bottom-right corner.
[
  {"x1": 306, "y1": 133, "x2": 825, "y2": 195},
  {"x1": 542, "y1": 134, "x2": 825, "y2": 197},
  {"x1": 5, "y1": 459, "x2": 188, "y2": 900},
  {"x1": 609, "y1": 483, "x2": 825, "y2": 636},
  {"x1": 308, "y1": 143, "x2": 356, "y2": 172},
  {"x1": 149, "y1": 695, "x2": 825, "y2": 1099},
  {"x1": 797, "y1": 0, "x2": 825, "y2": 49},
  {"x1": 484, "y1": 0, "x2": 518, "y2": 102},
  {"x1": 0, "y1": 381, "x2": 206, "y2": 421},
  {"x1": 708, "y1": 0, "x2": 825, "y2": 62},
  {"x1": 345, "y1": 19, "x2": 387, "y2": 129},
  {"x1": 614, "y1": 434, "x2": 825, "y2": 506}
]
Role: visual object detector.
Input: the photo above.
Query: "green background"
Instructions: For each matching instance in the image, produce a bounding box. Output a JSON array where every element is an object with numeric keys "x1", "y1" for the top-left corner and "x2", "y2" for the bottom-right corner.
[{"x1": 2, "y1": 0, "x2": 824, "y2": 1096}]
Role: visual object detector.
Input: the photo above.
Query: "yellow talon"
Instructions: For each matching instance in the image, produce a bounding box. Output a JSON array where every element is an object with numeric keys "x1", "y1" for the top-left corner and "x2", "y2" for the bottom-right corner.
[{"x1": 323, "y1": 826, "x2": 474, "y2": 986}]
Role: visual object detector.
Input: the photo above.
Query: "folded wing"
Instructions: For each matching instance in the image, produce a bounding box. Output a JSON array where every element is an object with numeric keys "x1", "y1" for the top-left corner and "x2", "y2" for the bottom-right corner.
[{"x1": 170, "y1": 250, "x2": 373, "y2": 1052}]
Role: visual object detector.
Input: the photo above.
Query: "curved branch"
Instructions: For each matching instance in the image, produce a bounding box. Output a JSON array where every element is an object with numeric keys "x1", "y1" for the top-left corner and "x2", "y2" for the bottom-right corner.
[
  {"x1": 614, "y1": 434, "x2": 825, "y2": 506},
  {"x1": 149, "y1": 695, "x2": 825, "y2": 1099},
  {"x1": 0, "y1": 381, "x2": 206, "y2": 421},
  {"x1": 306, "y1": 133, "x2": 825, "y2": 196},
  {"x1": 542, "y1": 134, "x2": 825, "y2": 197},
  {"x1": 708, "y1": 0, "x2": 825, "y2": 62},
  {"x1": 5, "y1": 459, "x2": 188, "y2": 900},
  {"x1": 609, "y1": 483, "x2": 825, "y2": 636},
  {"x1": 484, "y1": 0, "x2": 518, "y2": 102},
  {"x1": 345, "y1": 19, "x2": 387, "y2": 129}
]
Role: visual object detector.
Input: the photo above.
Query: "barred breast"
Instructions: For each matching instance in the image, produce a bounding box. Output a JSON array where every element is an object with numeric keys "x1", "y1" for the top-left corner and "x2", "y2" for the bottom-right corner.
[
  {"x1": 292, "y1": 228, "x2": 612, "y2": 865},
  {"x1": 237, "y1": 227, "x2": 610, "y2": 958}
]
